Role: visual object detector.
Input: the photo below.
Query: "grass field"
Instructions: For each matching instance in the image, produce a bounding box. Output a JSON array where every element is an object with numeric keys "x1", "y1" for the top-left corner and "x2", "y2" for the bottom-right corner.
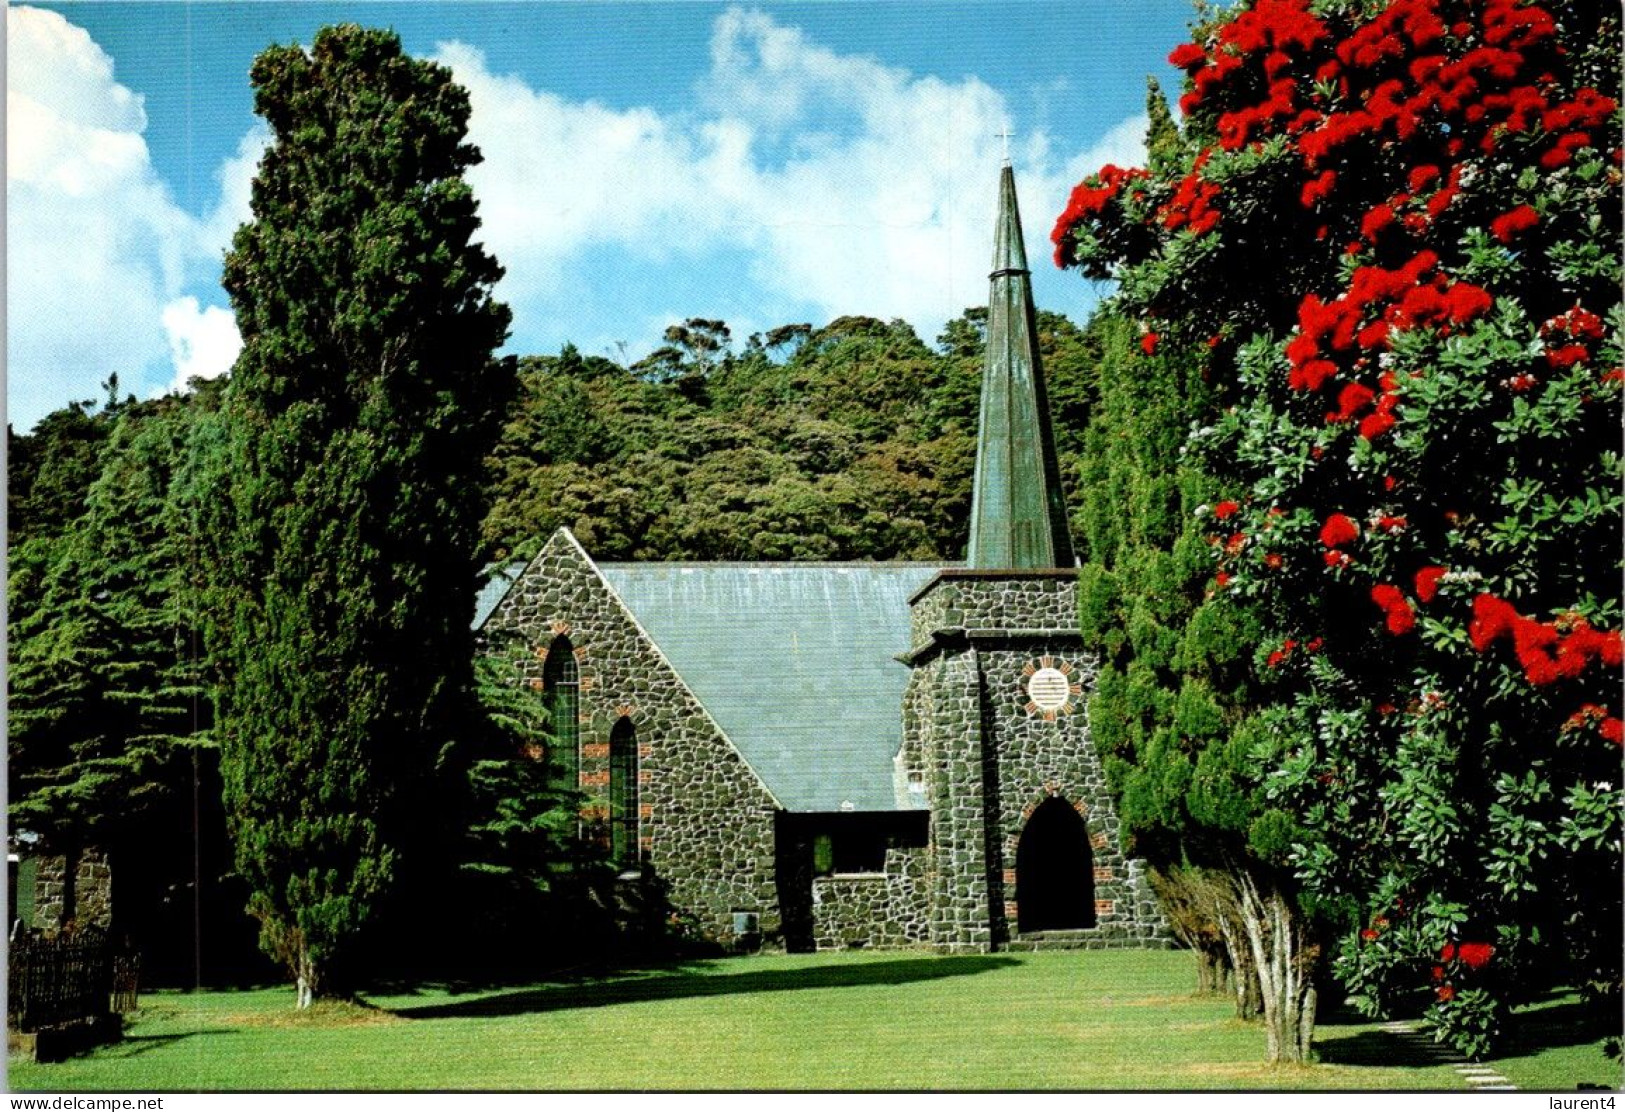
[{"x1": 8, "y1": 949, "x2": 1620, "y2": 1091}]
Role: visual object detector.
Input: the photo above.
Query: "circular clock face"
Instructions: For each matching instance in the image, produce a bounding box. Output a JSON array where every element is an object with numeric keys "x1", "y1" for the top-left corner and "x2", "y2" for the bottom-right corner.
[{"x1": 1026, "y1": 667, "x2": 1071, "y2": 712}]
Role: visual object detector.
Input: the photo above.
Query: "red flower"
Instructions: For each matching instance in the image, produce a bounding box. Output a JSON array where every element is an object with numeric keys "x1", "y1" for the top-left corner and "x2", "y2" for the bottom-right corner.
[
  {"x1": 1415, "y1": 566, "x2": 1447, "y2": 603},
  {"x1": 1169, "y1": 42, "x2": 1208, "y2": 70},
  {"x1": 1264, "y1": 552, "x2": 1284, "y2": 569},
  {"x1": 1470, "y1": 594, "x2": 1519, "y2": 651},
  {"x1": 1215, "y1": 571, "x2": 1232, "y2": 588},
  {"x1": 1214, "y1": 500, "x2": 1241, "y2": 520},
  {"x1": 1491, "y1": 204, "x2": 1539, "y2": 243},
  {"x1": 1458, "y1": 942, "x2": 1494, "y2": 970},
  {"x1": 1377, "y1": 515, "x2": 1408, "y2": 534},
  {"x1": 1440, "y1": 942, "x2": 1458, "y2": 961},
  {"x1": 1361, "y1": 203, "x2": 1396, "y2": 240},
  {"x1": 1547, "y1": 343, "x2": 1589, "y2": 369},
  {"x1": 1323, "y1": 549, "x2": 1348, "y2": 567},
  {"x1": 1408, "y1": 164, "x2": 1441, "y2": 192},
  {"x1": 1320, "y1": 513, "x2": 1360, "y2": 547},
  {"x1": 1360, "y1": 408, "x2": 1398, "y2": 440},
  {"x1": 1371, "y1": 584, "x2": 1415, "y2": 635},
  {"x1": 1142, "y1": 332, "x2": 1160, "y2": 356},
  {"x1": 1359, "y1": 928, "x2": 1379, "y2": 942},
  {"x1": 1436, "y1": 984, "x2": 1456, "y2": 1003},
  {"x1": 1301, "y1": 169, "x2": 1338, "y2": 208},
  {"x1": 1604, "y1": 717, "x2": 1625, "y2": 745}
]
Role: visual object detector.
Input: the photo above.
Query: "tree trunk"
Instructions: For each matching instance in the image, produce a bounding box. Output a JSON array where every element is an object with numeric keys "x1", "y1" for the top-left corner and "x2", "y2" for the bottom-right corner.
[
  {"x1": 295, "y1": 944, "x2": 318, "y2": 1010},
  {"x1": 1231, "y1": 865, "x2": 1318, "y2": 1064},
  {"x1": 1147, "y1": 865, "x2": 1235, "y2": 999},
  {"x1": 1194, "y1": 939, "x2": 1232, "y2": 996}
]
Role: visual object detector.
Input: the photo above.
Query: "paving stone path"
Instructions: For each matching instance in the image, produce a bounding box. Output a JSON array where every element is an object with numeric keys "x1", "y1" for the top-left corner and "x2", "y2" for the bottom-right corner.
[{"x1": 1379, "y1": 1019, "x2": 1518, "y2": 1091}]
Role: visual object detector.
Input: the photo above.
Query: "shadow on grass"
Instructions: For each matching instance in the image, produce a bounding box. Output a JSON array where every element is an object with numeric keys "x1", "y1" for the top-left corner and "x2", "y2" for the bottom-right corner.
[
  {"x1": 110, "y1": 1030, "x2": 239, "y2": 1058},
  {"x1": 1315, "y1": 1030, "x2": 1446, "y2": 1069},
  {"x1": 1503, "y1": 998, "x2": 1619, "y2": 1056},
  {"x1": 1317, "y1": 996, "x2": 1618, "y2": 1074},
  {"x1": 393, "y1": 955, "x2": 1020, "y2": 1020}
]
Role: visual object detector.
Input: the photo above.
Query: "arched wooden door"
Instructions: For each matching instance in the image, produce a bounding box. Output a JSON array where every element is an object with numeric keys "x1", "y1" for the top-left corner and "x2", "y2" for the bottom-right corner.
[{"x1": 1016, "y1": 796, "x2": 1095, "y2": 933}]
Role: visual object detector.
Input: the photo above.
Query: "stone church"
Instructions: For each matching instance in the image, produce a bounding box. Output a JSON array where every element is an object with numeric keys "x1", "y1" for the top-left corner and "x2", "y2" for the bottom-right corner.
[{"x1": 475, "y1": 165, "x2": 1168, "y2": 953}]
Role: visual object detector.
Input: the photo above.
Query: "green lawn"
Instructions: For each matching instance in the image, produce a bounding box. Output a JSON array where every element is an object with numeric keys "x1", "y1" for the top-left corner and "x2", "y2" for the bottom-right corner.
[{"x1": 8, "y1": 950, "x2": 1618, "y2": 1091}]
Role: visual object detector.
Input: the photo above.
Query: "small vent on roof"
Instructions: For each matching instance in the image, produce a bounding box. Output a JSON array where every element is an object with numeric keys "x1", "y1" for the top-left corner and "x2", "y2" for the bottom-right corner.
[{"x1": 840, "y1": 800, "x2": 855, "y2": 812}]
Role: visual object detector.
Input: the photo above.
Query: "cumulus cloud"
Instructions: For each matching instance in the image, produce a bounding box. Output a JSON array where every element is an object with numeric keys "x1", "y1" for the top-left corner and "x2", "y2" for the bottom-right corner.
[
  {"x1": 9, "y1": 5, "x2": 1145, "y2": 427},
  {"x1": 161, "y1": 297, "x2": 242, "y2": 393},
  {"x1": 437, "y1": 8, "x2": 1144, "y2": 358},
  {"x1": 6, "y1": 6, "x2": 246, "y2": 431}
]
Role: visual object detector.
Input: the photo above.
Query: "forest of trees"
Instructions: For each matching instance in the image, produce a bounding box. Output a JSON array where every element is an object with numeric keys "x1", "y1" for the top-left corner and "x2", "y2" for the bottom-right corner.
[{"x1": 479, "y1": 309, "x2": 1097, "y2": 565}]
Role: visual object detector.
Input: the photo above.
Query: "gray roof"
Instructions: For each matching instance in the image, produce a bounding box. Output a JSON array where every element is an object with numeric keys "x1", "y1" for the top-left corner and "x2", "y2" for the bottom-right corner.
[
  {"x1": 599, "y1": 563, "x2": 941, "y2": 813},
  {"x1": 473, "y1": 562, "x2": 527, "y2": 629}
]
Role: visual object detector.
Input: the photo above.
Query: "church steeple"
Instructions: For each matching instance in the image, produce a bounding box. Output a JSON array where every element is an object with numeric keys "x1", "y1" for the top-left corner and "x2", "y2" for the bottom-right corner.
[{"x1": 965, "y1": 164, "x2": 1076, "y2": 569}]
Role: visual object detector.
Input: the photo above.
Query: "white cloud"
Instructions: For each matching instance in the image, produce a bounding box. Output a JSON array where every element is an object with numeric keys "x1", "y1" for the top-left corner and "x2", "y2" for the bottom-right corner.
[
  {"x1": 8, "y1": 5, "x2": 1145, "y2": 430},
  {"x1": 1064, "y1": 113, "x2": 1150, "y2": 183},
  {"x1": 6, "y1": 6, "x2": 248, "y2": 431},
  {"x1": 161, "y1": 297, "x2": 242, "y2": 392},
  {"x1": 436, "y1": 8, "x2": 1144, "y2": 358},
  {"x1": 200, "y1": 125, "x2": 271, "y2": 256}
]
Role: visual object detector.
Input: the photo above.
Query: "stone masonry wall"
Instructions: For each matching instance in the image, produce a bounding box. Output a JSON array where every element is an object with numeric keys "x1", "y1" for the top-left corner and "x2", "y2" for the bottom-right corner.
[
  {"x1": 482, "y1": 529, "x2": 781, "y2": 946},
  {"x1": 30, "y1": 850, "x2": 113, "y2": 935},
  {"x1": 810, "y1": 847, "x2": 928, "y2": 950},
  {"x1": 900, "y1": 646, "x2": 995, "y2": 951},
  {"x1": 909, "y1": 571, "x2": 1080, "y2": 648}
]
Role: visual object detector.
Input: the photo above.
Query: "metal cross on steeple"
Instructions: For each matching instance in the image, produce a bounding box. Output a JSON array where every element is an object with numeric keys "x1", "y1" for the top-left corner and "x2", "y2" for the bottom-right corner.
[{"x1": 997, "y1": 127, "x2": 1015, "y2": 165}]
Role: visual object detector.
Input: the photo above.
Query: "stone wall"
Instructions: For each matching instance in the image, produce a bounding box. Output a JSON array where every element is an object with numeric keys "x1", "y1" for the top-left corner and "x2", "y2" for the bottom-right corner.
[
  {"x1": 902, "y1": 572, "x2": 1170, "y2": 951},
  {"x1": 809, "y1": 847, "x2": 928, "y2": 950},
  {"x1": 482, "y1": 529, "x2": 781, "y2": 946},
  {"x1": 901, "y1": 646, "x2": 995, "y2": 951},
  {"x1": 909, "y1": 570, "x2": 1080, "y2": 647},
  {"x1": 29, "y1": 850, "x2": 113, "y2": 935}
]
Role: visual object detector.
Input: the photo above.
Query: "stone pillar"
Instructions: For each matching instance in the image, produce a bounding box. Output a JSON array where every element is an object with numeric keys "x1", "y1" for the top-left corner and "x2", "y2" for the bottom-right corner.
[
  {"x1": 919, "y1": 647, "x2": 993, "y2": 952},
  {"x1": 29, "y1": 849, "x2": 113, "y2": 935}
]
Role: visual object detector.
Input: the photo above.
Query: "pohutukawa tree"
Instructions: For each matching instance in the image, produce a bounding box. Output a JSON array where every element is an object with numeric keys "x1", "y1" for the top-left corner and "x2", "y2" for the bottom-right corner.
[
  {"x1": 1055, "y1": 0, "x2": 1620, "y2": 1060},
  {"x1": 210, "y1": 25, "x2": 513, "y2": 1007}
]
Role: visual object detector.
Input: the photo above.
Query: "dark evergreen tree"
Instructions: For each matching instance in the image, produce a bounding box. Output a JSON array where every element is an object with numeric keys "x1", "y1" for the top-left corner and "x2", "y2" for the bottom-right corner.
[
  {"x1": 1073, "y1": 313, "x2": 1277, "y2": 1025},
  {"x1": 209, "y1": 25, "x2": 513, "y2": 1006},
  {"x1": 9, "y1": 400, "x2": 205, "y2": 846}
]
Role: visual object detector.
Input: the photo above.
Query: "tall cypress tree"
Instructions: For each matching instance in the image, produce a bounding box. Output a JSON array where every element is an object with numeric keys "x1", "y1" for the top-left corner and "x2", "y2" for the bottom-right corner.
[{"x1": 210, "y1": 25, "x2": 512, "y2": 1006}]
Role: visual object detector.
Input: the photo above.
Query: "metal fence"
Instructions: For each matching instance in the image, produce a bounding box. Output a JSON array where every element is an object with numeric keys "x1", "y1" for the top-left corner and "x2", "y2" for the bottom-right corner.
[{"x1": 7, "y1": 927, "x2": 139, "y2": 1032}]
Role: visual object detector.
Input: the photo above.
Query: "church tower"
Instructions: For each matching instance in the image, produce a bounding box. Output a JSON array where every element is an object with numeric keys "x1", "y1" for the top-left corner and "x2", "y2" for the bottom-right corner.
[{"x1": 898, "y1": 164, "x2": 1166, "y2": 952}]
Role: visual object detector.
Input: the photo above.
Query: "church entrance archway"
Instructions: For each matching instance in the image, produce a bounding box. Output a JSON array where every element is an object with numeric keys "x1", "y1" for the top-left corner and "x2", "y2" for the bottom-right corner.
[{"x1": 1016, "y1": 796, "x2": 1095, "y2": 933}]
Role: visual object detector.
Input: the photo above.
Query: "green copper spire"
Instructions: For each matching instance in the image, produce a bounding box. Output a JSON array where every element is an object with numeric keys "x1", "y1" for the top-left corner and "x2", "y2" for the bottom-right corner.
[{"x1": 965, "y1": 164, "x2": 1076, "y2": 569}]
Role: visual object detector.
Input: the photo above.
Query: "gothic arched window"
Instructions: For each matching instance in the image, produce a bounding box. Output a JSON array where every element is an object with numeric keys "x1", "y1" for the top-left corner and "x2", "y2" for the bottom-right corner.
[
  {"x1": 609, "y1": 717, "x2": 639, "y2": 870},
  {"x1": 543, "y1": 636, "x2": 579, "y2": 792}
]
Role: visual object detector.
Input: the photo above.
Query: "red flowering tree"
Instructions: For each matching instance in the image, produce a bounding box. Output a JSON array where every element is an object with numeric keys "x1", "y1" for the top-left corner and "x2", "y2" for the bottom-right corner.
[{"x1": 1055, "y1": 0, "x2": 1621, "y2": 1060}]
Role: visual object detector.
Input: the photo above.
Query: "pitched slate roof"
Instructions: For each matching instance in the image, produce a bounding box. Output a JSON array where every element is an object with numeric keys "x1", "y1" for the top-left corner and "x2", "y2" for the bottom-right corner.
[
  {"x1": 473, "y1": 562, "x2": 527, "y2": 630},
  {"x1": 595, "y1": 562, "x2": 941, "y2": 813}
]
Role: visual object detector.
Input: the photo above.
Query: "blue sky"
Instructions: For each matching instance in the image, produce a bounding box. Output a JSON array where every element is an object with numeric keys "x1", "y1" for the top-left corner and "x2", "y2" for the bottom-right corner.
[{"x1": 8, "y1": 2, "x2": 1202, "y2": 431}]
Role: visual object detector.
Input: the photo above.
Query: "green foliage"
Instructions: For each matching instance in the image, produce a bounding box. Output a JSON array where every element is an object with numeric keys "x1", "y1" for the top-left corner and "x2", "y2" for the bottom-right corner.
[
  {"x1": 8, "y1": 395, "x2": 217, "y2": 849},
  {"x1": 478, "y1": 309, "x2": 1096, "y2": 564},
  {"x1": 207, "y1": 25, "x2": 513, "y2": 1002},
  {"x1": 1057, "y1": 0, "x2": 1623, "y2": 1058}
]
